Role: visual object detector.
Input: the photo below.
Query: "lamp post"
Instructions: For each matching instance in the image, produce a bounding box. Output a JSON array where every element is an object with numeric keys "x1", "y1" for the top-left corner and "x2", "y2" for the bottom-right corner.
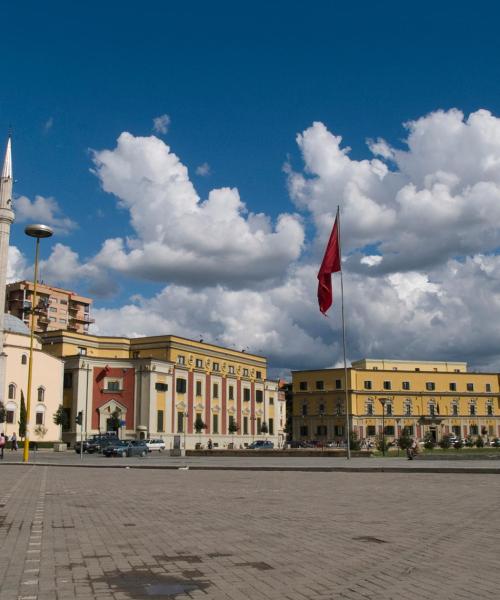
[
  {"x1": 250, "y1": 416, "x2": 256, "y2": 443},
  {"x1": 183, "y1": 411, "x2": 188, "y2": 451},
  {"x1": 379, "y1": 398, "x2": 387, "y2": 457},
  {"x1": 22, "y1": 224, "x2": 53, "y2": 463},
  {"x1": 82, "y1": 361, "x2": 91, "y2": 440}
]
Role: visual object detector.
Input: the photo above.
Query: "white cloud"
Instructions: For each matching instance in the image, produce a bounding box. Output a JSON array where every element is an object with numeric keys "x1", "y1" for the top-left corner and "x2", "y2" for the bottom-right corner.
[
  {"x1": 152, "y1": 114, "x2": 170, "y2": 134},
  {"x1": 43, "y1": 117, "x2": 53, "y2": 133},
  {"x1": 7, "y1": 246, "x2": 28, "y2": 283},
  {"x1": 195, "y1": 162, "x2": 211, "y2": 176},
  {"x1": 15, "y1": 195, "x2": 77, "y2": 235},
  {"x1": 91, "y1": 132, "x2": 304, "y2": 288}
]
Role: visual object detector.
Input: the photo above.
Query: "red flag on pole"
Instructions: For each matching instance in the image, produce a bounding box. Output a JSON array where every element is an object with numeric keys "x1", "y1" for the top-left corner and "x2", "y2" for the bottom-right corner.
[{"x1": 317, "y1": 212, "x2": 341, "y2": 315}]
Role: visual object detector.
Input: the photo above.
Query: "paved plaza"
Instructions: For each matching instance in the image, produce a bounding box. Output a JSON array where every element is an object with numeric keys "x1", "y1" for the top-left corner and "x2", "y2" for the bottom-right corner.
[{"x1": 0, "y1": 465, "x2": 499, "y2": 599}]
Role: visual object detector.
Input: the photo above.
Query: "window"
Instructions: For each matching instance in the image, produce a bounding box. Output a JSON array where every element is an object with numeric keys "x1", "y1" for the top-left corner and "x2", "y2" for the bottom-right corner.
[
  {"x1": 255, "y1": 390, "x2": 263, "y2": 403},
  {"x1": 429, "y1": 403, "x2": 435, "y2": 416},
  {"x1": 402, "y1": 381, "x2": 410, "y2": 390},
  {"x1": 8, "y1": 384, "x2": 15, "y2": 399},
  {"x1": 229, "y1": 415, "x2": 235, "y2": 430},
  {"x1": 316, "y1": 380, "x2": 324, "y2": 390},
  {"x1": 195, "y1": 359, "x2": 203, "y2": 368},
  {"x1": 155, "y1": 382, "x2": 168, "y2": 392},
  {"x1": 269, "y1": 418, "x2": 274, "y2": 435},
  {"x1": 392, "y1": 367, "x2": 398, "y2": 371},
  {"x1": 334, "y1": 425, "x2": 343, "y2": 437},
  {"x1": 335, "y1": 379, "x2": 342, "y2": 389},
  {"x1": 35, "y1": 411, "x2": 44, "y2": 425},
  {"x1": 256, "y1": 371, "x2": 262, "y2": 379},
  {"x1": 132, "y1": 351, "x2": 139, "y2": 358},
  {"x1": 403, "y1": 425, "x2": 414, "y2": 436},
  {"x1": 177, "y1": 355, "x2": 185, "y2": 365},
  {"x1": 384, "y1": 425, "x2": 395, "y2": 436},
  {"x1": 63, "y1": 372, "x2": 72, "y2": 389},
  {"x1": 487, "y1": 402, "x2": 493, "y2": 416},
  {"x1": 301, "y1": 404, "x2": 307, "y2": 416},
  {"x1": 316, "y1": 425, "x2": 327, "y2": 436},
  {"x1": 21, "y1": 354, "x2": 27, "y2": 365},
  {"x1": 60, "y1": 299, "x2": 67, "y2": 305},
  {"x1": 449, "y1": 382, "x2": 456, "y2": 391},
  {"x1": 469, "y1": 403, "x2": 476, "y2": 416},
  {"x1": 386, "y1": 403, "x2": 393, "y2": 416},
  {"x1": 415, "y1": 368, "x2": 420, "y2": 372},
  {"x1": 243, "y1": 416, "x2": 248, "y2": 435},
  {"x1": 454, "y1": 368, "x2": 460, "y2": 373},
  {"x1": 486, "y1": 383, "x2": 492, "y2": 392},
  {"x1": 49, "y1": 317, "x2": 56, "y2": 322},
  {"x1": 243, "y1": 388, "x2": 250, "y2": 402},
  {"x1": 426, "y1": 382, "x2": 435, "y2": 391},
  {"x1": 107, "y1": 380, "x2": 120, "y2": 391},
  {"x1": 59, "y1": 319, "x2": 66, "y2": 324},
  {"x1": 452, "y1": 402, "x2": 459, "y2": 416},
  {"x1": 318, "y1": 403, "x2": 325, "y2": 415},
  {"x1": 196, "y1": 381, "x2": 202, "y2": 397},
  {"x1": 470, "y1": 424, "x2": 478, "y2": 435},
  {"x1": 6, "y1": 410, "x2": 14, "y2": 424},
  {"x1": 228, "y1": 365, "x2": 235, "y2": 374},
  {"x1": 364, "y1": 380, "x2": 372, "y2": 390},
  {"x1": 335, "y1": 403, "x2": 342, "y2": 416},
  {"x1": 269, "y1": 397, "x2": 274, "y2": 405},
  {"x1": 176, "y1": 378, "x2": 187, "y2": 394},
  {"x1": 213, "y1": 362, "x2": 220, "y2": 372},
  {"x1": 366, "y1": 402, "x2": 373, "y2": 416},
  {"x1": 243, "y1": 368, "x2": 249, "y2": 377},
  {"x1": 404, "y1": 401, "x2": 412, "y2": 416},
  {"x1": 373, "y1": 366, "x2": 378, "y2": 370},
  {"x1": 37, "y1": 387, "x2": 45, "y2": 402},
  {"x1": 213, "y1": 383, "x2": 219, "y2": 398},
  {"x1": 300, "y1": 425, "x2": 308, "y2": 437},
  {"x1": 257, "y1": 417, "x2": 262, "y2": 433},
  {"x1": 299, "y1": 381, "x2": 307, "y2": 391},
  {"x1": 366, "y1": 425, "x2": 376, "y2": 436},
  {"x1": 177, "y1": 412, "x2": 185, "y2": 432},
  {"x1": 78, "y1": 347, "x2": 87, "y2": 356},
  {"x1": 228, "y1": 385, "x2": 234, "y2": 400},
  {"x1": 467, "y1": 383, "x2": 474, "y2": 392},
  {"x1": 383, "y1": 381, "x2": 391, "y2": 390},
  {"x1": 49, "y1": 307, "x2": 57, "y2": 313},
  {"x1": 213, "y1": 414, "x2": 219, "y2": 433},
  {"x1": 157, "y1": 410, "x2": 164, "y2": 432}
]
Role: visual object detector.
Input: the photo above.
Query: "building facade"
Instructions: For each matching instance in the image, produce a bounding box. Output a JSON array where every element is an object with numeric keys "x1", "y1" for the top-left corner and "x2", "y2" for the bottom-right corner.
[
  {"x1": 292, "y1": 359, "x2": 500, "y2": 444},
  {"x1": 2, "y1": 314, "x2": 64, "y2": 443},
  {"x1": 6, "y1": 281, "x2": 93, "y2": 334},
  {"x1": 42, "y1": 331, "x2": 285, "y2": 449}
]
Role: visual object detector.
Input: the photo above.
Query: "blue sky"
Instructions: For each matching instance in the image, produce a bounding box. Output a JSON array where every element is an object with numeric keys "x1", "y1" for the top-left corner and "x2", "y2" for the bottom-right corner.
[{"x1": 4, "y1": 1, "x2": 500, "y2": 373}]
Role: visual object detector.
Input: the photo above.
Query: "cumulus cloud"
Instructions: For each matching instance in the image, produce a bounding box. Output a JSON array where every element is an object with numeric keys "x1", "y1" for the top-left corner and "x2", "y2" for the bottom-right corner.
[
  {"x1": 15, "y1": 195, "x2": 77, "y2": 235},
  {"x1": 152, "y1": 114, "x2": 170, "y2": 134},
  {"x1": 91, "y1": 132, "x2": 304, "y2": 288},
  {"x1": 195, "y1": 162, "x2": 211, "y2": 176}
]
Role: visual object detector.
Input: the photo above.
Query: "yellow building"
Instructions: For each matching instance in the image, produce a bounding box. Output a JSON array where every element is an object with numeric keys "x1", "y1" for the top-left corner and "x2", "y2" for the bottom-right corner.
[
  {"x1": 41, "y1": 331, "x2": 285, "y2": 449},
  {"x1": 292, "y1": 359, "x2": 500, "y2": 444}
]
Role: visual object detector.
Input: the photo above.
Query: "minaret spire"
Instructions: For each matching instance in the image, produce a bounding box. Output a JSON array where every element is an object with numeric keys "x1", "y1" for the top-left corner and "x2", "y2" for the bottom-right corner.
[{"x1": 0, "y1": 134, "x2": 15, "y2": 405}]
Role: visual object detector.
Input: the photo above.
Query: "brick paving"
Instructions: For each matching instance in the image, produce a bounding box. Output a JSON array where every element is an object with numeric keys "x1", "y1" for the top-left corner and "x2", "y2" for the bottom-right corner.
[{"x1": 0, "y1": 465, "x2": 499, "y2": 599}]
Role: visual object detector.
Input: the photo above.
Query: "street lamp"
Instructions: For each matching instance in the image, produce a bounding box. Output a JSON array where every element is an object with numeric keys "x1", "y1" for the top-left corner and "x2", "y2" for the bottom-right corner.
[
  {"x1": 183, "y1": 411, "x2": 188, "y2": 450},
  {"x1": 379, "y1": 398, "x2": 387, "y2": 457},
  {"x1": 250, "y1": 416, "x2": 256, "y2": 442},
  {"x1": 23, "y1": 224, "x2": 53, "y2": 463}
]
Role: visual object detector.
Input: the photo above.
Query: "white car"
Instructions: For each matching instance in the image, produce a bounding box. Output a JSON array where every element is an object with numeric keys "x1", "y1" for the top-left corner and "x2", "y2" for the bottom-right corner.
[{"x1": 144, "y1": 438, "x2": 166, "y2": 452}]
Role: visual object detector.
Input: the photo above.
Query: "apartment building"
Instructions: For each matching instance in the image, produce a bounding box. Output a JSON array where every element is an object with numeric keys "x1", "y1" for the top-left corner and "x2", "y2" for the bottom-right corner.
[
  {"x1": 292, "y1": 359, "x2": 500, "y2": 444},
  {"x1": 6, "y1": 281, "x2": 93, "y2": 334},
  {"x1": 41, "y1": 330, "x2": 286, "y2": 449}
]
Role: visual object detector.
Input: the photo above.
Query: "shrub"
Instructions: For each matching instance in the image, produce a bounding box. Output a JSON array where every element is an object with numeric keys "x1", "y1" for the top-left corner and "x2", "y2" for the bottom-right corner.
[
  {"x1": 464, "y1": 435, "x2": 475, "y2": 447},
  {"x1": 491, "y1": 438, "x2": 500, "y2": 448},
  {"x1": 475, "y1": 436, "x2": 485, "y2": 448},
  {"x1": 423, "y1": 432, "x2": 435, "y2": 450},
  {"x1": 439, "y1": 434, "x2": 453, "y2": 449},
  {"x1": 398, "y1": 433, "x2": 413, "y2": 450},
  {"x1": 349, "y1": 430, "x2": 361, "y2": 451},
  {"x1": 453, "y1": 439, "x2": 464, "y2": 449},
  {"x1": 375, "y1": 434, "x2": 390, "y2": 454}
]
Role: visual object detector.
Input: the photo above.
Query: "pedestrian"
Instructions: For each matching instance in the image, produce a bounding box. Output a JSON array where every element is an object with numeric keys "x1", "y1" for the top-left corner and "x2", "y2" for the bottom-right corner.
[
  {"x1": 207, "y1": 438, "x2": 213, "y2": 450},
  {"x1": 10, "y1": 432, "x2": 17, "y2": 451},
  {"x1": 407, "y1": 438, "x2": 417, "y2": 460},
  {"x1": 0, "y1": 433, "x2": 5, "y2": 459}
]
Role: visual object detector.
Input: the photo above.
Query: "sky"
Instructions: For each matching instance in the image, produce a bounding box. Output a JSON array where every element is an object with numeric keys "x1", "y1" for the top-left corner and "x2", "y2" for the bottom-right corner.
[{"x1": 3, "y1": 1, "x2": 500, "y2": 376}]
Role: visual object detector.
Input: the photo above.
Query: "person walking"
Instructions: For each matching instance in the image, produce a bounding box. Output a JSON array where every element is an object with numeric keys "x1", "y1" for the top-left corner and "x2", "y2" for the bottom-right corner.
[
  {"x1": 0, "y1": 433, "x2": 5, "y2": 459},
  {"x1": 207, "y1": 438, "x2": 213, "y2": 450},
  {"x1": 10, "y1": 432, "x2": 17, "y2": 451}
]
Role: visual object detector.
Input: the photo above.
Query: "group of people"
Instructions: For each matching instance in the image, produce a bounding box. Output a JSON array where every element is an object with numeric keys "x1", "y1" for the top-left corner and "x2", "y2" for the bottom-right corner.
[{"x1": 0, "y1": 432, "x2": 18, "y2": 459}]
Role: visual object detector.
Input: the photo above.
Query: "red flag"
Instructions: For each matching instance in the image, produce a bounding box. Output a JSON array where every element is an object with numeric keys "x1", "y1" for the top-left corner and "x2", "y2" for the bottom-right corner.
[{"x1": 317, "y1": 213, "x2": 341, "y2": 314}]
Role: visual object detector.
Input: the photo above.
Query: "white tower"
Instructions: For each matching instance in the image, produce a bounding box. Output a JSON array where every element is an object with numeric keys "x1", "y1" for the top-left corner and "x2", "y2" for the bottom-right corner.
[{"x1": 0, "y1": 137, "x2": 15, "y2": 401}]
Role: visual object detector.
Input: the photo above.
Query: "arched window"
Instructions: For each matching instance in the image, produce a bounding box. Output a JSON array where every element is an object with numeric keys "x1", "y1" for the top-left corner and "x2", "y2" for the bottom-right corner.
[
  {"x1": 37, "y1": 387, "x2": 45, "y2": 402},
  {"x1": 8, "y1": 383, "x2": 16, "y2": 400},
  {"x1": 21, "y1": 354, "x2": 27, "y2": 365}
]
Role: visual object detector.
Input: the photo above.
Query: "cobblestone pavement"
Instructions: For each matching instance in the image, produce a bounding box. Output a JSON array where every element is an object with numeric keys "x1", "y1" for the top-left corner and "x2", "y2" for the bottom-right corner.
[{"x1": 0, "y1": 466, "x2": 499, "y2": 599}]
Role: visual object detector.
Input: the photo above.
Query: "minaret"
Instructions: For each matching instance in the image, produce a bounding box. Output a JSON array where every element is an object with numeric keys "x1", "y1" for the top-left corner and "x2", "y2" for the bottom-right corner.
[{"x1": 0, "y1": 137, "x2": 15, "y2": 402}]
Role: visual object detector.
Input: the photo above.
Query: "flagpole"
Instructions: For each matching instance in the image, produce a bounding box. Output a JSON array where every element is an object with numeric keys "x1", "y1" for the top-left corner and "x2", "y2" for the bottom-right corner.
[{"x1": 336, "y1": 206, "x2": 351, "y2": 460}]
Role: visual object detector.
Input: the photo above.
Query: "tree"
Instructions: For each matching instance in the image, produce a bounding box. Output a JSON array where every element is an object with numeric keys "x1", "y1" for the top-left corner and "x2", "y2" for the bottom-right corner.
[
  {"x1": 18, "y1": 391, "x2": 27, "y2": 439},
  {"x1": 376, "y1": 434, "x2": 390, "y2": 454},
  {"x1": 228, "y1": 419, "x2": 239, "y2": 435},
  {"x1": 0, "y1": 401, "x2": 5, "y2": 424},
  {"x1": 349, "y1": 430, "x2": 361, "y2": 451},
  {"x1": 453, "y1": 438, "x2": 464, "y2": 449},
  {"x1": 107, "y1": 409, "x2": 121, "y2": 433},
  {"x1": 439, "y1": 434, "x2": 453, "y2": 449},
  {"x1": 260, "y1": 421, "x2": 269, "y2": 435},
  {"x1": 423, "y1": 431, "x2": 435, "y2": 450},
  {"x1": 194, "y1": 414, "x2": 206, "y2": 434},
  {"x1": 475, "y1": 435, "x2": 485, "y2": 448},
  {"x1": 464, "y1": 435, "x2": 475, "y2": 447},
  {"x1": 53, "y1": 404, "x2": 68, "y2": 440}
]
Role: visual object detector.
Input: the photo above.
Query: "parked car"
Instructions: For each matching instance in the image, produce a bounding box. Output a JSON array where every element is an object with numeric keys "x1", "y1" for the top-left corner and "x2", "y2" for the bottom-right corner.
[
  {"x1": 75, "y1": 433, "x2": 118, "y2": 454},
  {"x1": 144, "y1": 438, "x2": 166, "y2": 452},
  {"x1": 290, "y1": 440, "x2": 307, "y2": 448},
  {"x1": 103, "y1": 440, "x2": 149, "y2": 457},
  {"x1": 248, "y1": 440, "x2": 274, "y2": 449}
]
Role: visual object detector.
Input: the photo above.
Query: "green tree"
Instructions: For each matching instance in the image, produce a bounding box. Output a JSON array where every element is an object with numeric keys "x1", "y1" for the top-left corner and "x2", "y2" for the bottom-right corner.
[
  {"x1": 475, "y1": 436, "x2": 485, "y2": 448},
  {"x1": 228, "y1": 419, "x2": 239, "y2": 434},
  {"x1": 439, "y1": 434, "x2": 453, "y2": 449},
  {"x1": 260, "y1": 421, "x2": 269, "y2": 435},
  {"x1": 423, "y1": 431, "x2": 435, "y2": 450},
  {"x1": 398, "y1": 430, "x2": 413, "y2": 450},
  {"x1": 107, "y1": 409, "x2": 121, "y2": 433},
  {"x1": 53, "y1": 404, "x2": 68, "y2": 441},
  {"x1": 0, "y1": 401, "x2": 5, "y2": 424},
  {"x1": 464, "y1": 435, "x2": 475, "y2": 447},
  {"x1": 18, "y1": 391, "x2": 27, "y2": 439},
  {"x1": 349, "y1": 430, "x2": 361, "y2": 451},
  {"x1": 376, "y1": 433, "x2": 390, "y2": 454},
  {"x1": 194, "y1": 414, "x2": 206, "y2": 434}
]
